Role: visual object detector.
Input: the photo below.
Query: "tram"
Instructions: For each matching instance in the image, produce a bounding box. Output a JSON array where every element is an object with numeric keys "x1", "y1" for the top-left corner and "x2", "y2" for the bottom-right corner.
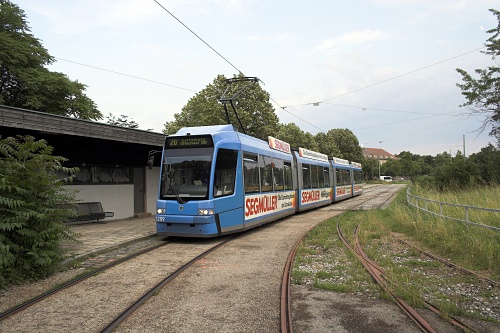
[{"x1": 155, "y1": 124, "x2": 362, "y2": 237}]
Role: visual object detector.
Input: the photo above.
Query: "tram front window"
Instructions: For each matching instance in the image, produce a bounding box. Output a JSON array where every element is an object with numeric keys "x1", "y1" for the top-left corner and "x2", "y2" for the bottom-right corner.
[{"x1": 161, "y1": 148, "x2": 213, "y2": 201}]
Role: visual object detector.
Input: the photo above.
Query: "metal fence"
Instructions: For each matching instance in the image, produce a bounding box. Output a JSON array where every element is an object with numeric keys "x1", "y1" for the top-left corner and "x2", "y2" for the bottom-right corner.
[{"x1": 406, "y1": 186, "x2": 500, "y2": 232}]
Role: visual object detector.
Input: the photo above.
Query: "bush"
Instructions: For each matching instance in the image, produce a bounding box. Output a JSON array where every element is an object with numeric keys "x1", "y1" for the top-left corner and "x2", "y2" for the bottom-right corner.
[
  {"x1": 0, "y1": 135, "x2": 79, "y2": 288},
  {"x1": 417, "y1": 152, "x2": 480, "y2": 191}
]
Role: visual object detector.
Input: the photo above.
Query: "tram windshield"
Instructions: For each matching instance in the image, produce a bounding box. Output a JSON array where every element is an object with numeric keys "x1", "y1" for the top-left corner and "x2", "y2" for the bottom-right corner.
[{"x1": 161, "y1": 147, "x2": 213, "y2": 201}]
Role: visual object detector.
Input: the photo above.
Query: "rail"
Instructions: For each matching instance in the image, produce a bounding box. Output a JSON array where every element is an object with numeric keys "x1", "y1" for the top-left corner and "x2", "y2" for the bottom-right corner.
[{"x1": 406, "y1": 186, "x2": 500, "y2": 232}]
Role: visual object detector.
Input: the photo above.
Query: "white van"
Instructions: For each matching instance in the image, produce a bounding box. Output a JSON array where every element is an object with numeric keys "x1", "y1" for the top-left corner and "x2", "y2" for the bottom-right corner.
[{"x1": 380, "y1": 176, "x2": 393, "y2": 182}]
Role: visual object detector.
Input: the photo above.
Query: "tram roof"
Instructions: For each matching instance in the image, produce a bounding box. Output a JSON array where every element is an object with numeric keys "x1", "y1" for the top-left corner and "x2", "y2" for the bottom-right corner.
[{"x1": 174, "y1": 124, "x2": 237, "y2": 136}]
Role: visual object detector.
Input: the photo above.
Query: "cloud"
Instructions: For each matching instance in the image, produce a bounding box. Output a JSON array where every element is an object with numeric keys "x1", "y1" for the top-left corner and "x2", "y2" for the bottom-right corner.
[
  {"x1": 23, "y1": 0, "x2": 161, "y2": 36},
  {"x1": 247, "y1": 33, "x2": 289, "y2": 43},
  {"x1": 313, "y1": 30, "x2": 394, "y2": 54}
]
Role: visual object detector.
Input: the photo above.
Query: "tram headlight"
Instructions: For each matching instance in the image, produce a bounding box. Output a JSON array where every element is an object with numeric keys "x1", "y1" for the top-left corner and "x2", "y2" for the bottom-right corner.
[
  {"x1": 157, "y1": 208, "x2": 166, "y2": 214},
  {"x1": 198, "y1": 209, "x2": 214, "y2": 215}
]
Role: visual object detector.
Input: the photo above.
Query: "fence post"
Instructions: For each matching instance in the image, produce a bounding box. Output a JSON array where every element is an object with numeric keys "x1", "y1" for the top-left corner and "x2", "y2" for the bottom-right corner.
[{"x1": 465, "y1": 206, "x2": 469, "y2": 230}]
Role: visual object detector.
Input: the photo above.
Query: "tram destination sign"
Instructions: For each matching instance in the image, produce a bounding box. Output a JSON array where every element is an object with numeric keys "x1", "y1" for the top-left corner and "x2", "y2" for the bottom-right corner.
[{"x1": 166, "y1": 135, "x2": 213, "y2": 148}]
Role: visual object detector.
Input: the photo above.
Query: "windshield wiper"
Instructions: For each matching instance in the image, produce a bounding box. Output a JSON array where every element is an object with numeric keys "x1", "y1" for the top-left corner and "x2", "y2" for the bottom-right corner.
[{"x1": 166, "y1": 167, "x2": 186, "y2": 205}]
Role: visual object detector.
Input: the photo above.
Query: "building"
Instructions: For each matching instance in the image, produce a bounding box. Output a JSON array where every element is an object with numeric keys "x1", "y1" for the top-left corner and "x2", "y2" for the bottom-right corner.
[
  {"x1": 0, "y1": 105, "x2": 165, "y2": 221},
  {"x1": 362, "y1": 147, "x2": 398, "y2": 165}
]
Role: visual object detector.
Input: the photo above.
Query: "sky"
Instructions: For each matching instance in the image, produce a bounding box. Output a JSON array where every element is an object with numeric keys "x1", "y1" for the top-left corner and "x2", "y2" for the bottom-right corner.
[{"x1": 12, "y1": 0, "x2": 499, "y2": 157}]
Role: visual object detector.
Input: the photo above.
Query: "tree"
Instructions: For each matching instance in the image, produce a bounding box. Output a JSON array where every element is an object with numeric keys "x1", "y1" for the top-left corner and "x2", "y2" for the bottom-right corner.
[
  {"x1": 468, "y1": 143, "x2": 500, "y2": 184},
  {"x1": 456, "y1": 9, "x2": 500, "y2": 144},
  {"x1": 314, "y1": 132, "x2": 340, "y2": 159},
  {"x1": 164, "y1": 74, "x2": 280, "y2": 139},
  {"x1": 383, "y1": 158, "x2": 402, "y2": 177},
  {"x1": 0, "y1": 0, "x2": 101, "y2": 120},
  {"x1": 275, "y1": 123, "x2": 319, "y2": 151},
  {"x1": 0, "y1": 135, "x2": 78, "y2": 288},
  {"x1": 106, "y1": 113, "x2": 139, "y2": 128},
  {"x1": 328, "y1": 129, "x2": 363, "y2": 163}
]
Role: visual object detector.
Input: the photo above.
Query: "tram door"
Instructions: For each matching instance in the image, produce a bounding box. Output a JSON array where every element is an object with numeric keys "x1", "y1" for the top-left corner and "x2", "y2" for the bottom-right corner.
[{"x1": 213, "y1": 148, "x2": 242, "y2": 233}]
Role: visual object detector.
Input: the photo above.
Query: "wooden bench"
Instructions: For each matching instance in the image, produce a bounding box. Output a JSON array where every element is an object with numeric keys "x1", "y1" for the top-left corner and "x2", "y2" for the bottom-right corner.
[{"x1": 68, "y1": 202, "x2": 114, "y2": 224}]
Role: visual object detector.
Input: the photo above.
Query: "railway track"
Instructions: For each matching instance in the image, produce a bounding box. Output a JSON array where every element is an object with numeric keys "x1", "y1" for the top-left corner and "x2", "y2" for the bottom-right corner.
[
  {"x1": 280, "y1": 184, "x2": 404, "y2": 333},
  {"x1": 324, "y1": 184, "x2": 400, "y2": 211},
  {"x1": 396, "y1": 238, "x2": 500, "y2": 288},
  {"x1": 2, "y1": 183, "x2": 410, "y2": 332},
  {"x1": 0, "y1": 236, "x2": 235, "y2": 332},
  {"x1": 100, "y1": 236, "x2": 235, "y2": 333},
  {"x1": 348, "y1": 223, "x2": 480, "y2": 333},
  {"x1": 0, "y1": 240, "x2": 168, "y2": 320}
]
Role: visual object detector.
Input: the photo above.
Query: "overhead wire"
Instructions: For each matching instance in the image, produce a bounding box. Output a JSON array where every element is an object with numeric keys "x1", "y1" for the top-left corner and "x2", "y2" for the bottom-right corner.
[
  {"x1": 55, "y1": 57, "x2": 197, "y2": 93},
  {"x1": 352, "y1": 111, "x2": 460, "y2": 131},
  {"x1": 281, "y1": 46, "x2": 485, "y2": 109},
  {"x1": 322, "y1": 103, "x2": 461, "y2": 116},
  {"x1": 153, "y1": 0, "x2": 244, "y2": 75},
  {"x1": 364, "y1": 119, "x2": 463, "y2": 145},
  {"x1": 59, "y1": 1, "x2": 484, "y2": 147}
]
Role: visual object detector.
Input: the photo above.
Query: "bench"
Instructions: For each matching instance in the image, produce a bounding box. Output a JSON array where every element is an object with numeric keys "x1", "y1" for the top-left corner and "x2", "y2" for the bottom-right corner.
[{"x1": 68, "y1": 202, "x2": 114, "y2": 224}]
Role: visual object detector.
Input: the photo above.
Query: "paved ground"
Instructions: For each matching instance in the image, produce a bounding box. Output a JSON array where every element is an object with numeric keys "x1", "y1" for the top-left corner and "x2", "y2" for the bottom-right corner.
[{"x1": 60, "y1": 216, "x2": 157, "y2": 259}]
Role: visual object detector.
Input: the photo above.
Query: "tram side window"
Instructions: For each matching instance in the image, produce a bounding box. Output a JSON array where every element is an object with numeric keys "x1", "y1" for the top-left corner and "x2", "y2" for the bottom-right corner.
[
  {"x1": 284, "y1": 161, "x2": 293, "y2": 190},
  {"x1": 243, "y1": 153, "x2": 259, "y2": 193},
  {"x1": 354, "y1": 170, "x2": 363, "y2": 184},
  {"x1": 272, "y1": 158, "x2": 284, "y2": 191},
  {"x1": 336, "y1": 169, "x2": 347, "y2": 186},
  {"x1": 261, "y1": 155, "x2": 273, "y2": 192},
  {"x1": 213, "y1": 148, "x2": 238, "y2": 197},
  {"x1": 346, "y1": 170, "x2": 353, "y2": 185},
  {"x1": 311, "y1": 165, "x2": 319, "y2": 188},
  {"x1": 302, "y1": 164, "x2": 312, "y2": 189},
  {"x1": 323, "y1": 167, "x2": 330, "y2": 187}
]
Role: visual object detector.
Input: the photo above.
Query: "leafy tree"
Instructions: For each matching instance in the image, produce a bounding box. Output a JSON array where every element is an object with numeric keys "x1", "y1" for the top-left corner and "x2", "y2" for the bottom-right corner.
[
  {"x1": 164, "y1": 74, "x2": 279, "y2": 139},
  {"x1": 314, "y1": 132, "x2": 340, "y2": 158},
  {"x1": 0, "y1": 0, "x2": 101, "y2": 120},
  {"x1": 382, "y1": 158, "x2": 402, "y2": 177},
  {"x1": 0, "y1": 135, "x2": 78, "y2": 288},
  {"x1": 468, "y1": 143, "x2": 500, "y2": 184},
  {"x1": 456, "y1": 9, "x2": 500, "y2": 144},
  {"x1": 431, "y1": 151, "x2": 480, "y2": 191},
  {"x1": 275, "y1": 123, "x2": 319, "y2": 151},
  {"x1": 325, "y1": 128, "x2": 363, "y2": 163},
  {"x1": 106, "y1": 113, "x2": 139, "y2": 128}
]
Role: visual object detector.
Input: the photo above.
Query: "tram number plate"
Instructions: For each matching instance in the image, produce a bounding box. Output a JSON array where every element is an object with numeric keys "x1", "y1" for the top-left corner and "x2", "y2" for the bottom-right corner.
[{"x1": 156, "y1": 216, "x2": 165, "y2": 222}]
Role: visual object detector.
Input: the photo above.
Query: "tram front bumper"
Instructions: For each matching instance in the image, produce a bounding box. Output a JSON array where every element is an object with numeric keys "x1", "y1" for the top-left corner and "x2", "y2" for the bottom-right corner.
[{"x1": 155, "y1": 214, "x2": 215, "y2": 224}]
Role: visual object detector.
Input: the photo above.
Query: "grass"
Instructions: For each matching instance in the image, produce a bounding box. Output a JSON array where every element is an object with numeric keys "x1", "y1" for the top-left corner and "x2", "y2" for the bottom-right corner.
[
  {"x1": 410, "y1": 184, "x2": 500, "y2": 228},
  {"x1": 292, "y1": 184, "x2": 500, "y2": 322}
]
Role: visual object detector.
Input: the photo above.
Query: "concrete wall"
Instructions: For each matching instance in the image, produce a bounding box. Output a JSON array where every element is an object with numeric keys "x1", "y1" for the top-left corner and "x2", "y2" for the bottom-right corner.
[
  {"x1": 64, "y1": 166, "x2": 161, "y2": 221},
  {"x1": 66, "y1": 184, "x2": 134, "y2": 220}
]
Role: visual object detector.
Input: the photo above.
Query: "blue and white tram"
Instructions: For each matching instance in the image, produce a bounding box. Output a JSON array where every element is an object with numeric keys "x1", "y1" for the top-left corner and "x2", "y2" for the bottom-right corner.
[
  {"x1": 331, "y1": 157, "x2": 352, "y2": 202},
  {"x1": 155, "y1": 125, "x2": 362, "y2": 238},
  {"x1": 351, "y1": 161, "x2": 363, "y2": 197},
  {"x1": 294, "y1": 148, "x2": 332, "y2": 211}
]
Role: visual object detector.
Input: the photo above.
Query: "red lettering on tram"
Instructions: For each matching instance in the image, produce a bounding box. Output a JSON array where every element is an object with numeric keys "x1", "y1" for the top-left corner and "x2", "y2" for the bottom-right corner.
[
  {"x1": 245, "y1": 195, "x2": 278, "y2": 217},
  {"x1": 301, "y1": 190, "x2": 320, "y2": 203}
]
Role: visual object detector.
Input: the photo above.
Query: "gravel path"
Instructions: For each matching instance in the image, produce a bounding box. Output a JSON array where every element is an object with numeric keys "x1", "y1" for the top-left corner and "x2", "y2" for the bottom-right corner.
[
  {"x1": 0, "y1": 241, "x2": 221, "y2": 333},
  {"x1": 2, "y1": 184, "x2": 456, "y2": 332},
  {"x1": 115, "y1": 210, "x2": 338, "y2": 332}
]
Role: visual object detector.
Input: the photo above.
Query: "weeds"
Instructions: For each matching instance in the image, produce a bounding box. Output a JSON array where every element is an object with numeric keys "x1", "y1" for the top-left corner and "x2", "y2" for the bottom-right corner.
[{"x1": 292, "y1": 184, "x2": 500, "y2": 322}]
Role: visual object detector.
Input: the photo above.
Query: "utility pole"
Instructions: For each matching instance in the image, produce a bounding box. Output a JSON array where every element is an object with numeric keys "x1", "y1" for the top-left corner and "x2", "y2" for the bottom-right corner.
[
  {"x1": 463, "y1": 134, "x2": 466, "y2": 159},
  {"x1": 378, "y1": 141, "x2": 382, "y2": 178}
]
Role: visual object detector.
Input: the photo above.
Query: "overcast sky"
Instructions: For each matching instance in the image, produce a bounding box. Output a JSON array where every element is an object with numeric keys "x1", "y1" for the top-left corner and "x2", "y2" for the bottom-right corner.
[{"x1": 13, "y1": 0, "x2": 498, "y2": 156}]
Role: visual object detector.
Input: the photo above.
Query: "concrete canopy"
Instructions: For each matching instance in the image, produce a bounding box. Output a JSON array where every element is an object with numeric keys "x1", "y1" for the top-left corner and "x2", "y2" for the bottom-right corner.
[{"x1": 0, "y1": 105, "x2": 165, "y2": 167}]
